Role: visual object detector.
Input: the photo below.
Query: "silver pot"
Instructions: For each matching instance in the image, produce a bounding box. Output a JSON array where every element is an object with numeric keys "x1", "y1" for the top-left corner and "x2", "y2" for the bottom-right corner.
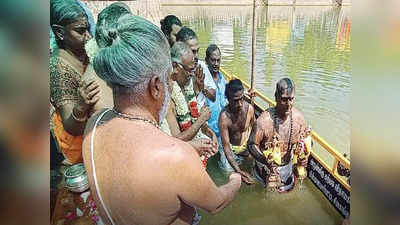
[{"x1": 64, "y1": 163, "x2": 89, "y2": 193}]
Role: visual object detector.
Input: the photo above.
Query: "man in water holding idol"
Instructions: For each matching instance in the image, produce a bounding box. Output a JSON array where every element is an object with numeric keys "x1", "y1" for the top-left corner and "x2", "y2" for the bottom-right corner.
[{"x1": 248, "y1": 78, "x2": 309, "y2": 192}]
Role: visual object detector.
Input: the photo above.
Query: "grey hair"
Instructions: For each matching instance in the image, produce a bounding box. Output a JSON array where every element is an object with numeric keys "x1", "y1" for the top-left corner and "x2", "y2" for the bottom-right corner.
[
  {"x1": 170, "y1": 41, "x2": 192, "y2": 65},
  {"x1": 95, "y1": 2, "x2": 131, "y2": 48},
  {"x1": 93, "y1": 14, "x2": 171, "y2": 96}
]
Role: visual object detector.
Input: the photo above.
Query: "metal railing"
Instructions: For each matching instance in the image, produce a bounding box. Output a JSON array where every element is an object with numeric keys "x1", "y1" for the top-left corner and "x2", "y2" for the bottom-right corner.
[{"x1": 220, "y1": 67, "x2": 351, "y2": 191}]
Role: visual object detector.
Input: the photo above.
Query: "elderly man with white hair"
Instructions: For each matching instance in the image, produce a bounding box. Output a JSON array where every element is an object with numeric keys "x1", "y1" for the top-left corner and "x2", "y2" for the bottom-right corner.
[{"x1": 82, "y1": 13, "x2": 241, "y2": 225}]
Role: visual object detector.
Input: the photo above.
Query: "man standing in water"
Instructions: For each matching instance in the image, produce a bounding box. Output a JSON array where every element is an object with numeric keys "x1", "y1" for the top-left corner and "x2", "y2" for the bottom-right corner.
[
  {"x1": 82, "y1": 14, "x2": 241, "y2": 225},
  {"x1": 219, "y1": 79, "x2": 256, "y2": 184},
  {"x1": 248, "y1": 78, "x2": 308, "y2": 192}
]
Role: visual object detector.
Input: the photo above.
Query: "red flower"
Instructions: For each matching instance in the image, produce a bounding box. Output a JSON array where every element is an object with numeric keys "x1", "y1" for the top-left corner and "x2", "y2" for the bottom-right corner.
[
  {"x1": 202, "y1": 158, "x2": 208, "y2": 168},
  {"x1": 181, "y1": 121, "x2": 192, "y2": 131},
  {"x1": 189, "y1": 101, "x2": 200, "y2": 118}
]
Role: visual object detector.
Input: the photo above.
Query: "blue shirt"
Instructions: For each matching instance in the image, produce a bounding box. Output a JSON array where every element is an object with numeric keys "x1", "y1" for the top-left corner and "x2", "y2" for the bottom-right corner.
[{"x1": 206, "y1": 71, "x2": 227, "y2": 138}]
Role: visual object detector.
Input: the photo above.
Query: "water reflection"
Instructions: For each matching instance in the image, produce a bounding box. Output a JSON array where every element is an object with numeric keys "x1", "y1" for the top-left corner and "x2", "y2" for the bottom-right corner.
[{"x1": 163, "y1": 6, "x2": 350, "y2": 164}]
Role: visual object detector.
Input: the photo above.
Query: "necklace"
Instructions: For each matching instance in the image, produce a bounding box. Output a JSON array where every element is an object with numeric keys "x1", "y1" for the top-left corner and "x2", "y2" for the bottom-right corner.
[
  {"x1": 273, "y1": 108, "x2": 293, "y2": 153},
  {"x1": 112, "y1": 109, "x2": 160, "y2": 129}
]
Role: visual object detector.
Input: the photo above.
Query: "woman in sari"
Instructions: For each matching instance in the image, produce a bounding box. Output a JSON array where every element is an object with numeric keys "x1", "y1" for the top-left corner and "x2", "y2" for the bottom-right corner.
[{"x1": 50, "y1": 0, "x2": 100, "y2": 165}]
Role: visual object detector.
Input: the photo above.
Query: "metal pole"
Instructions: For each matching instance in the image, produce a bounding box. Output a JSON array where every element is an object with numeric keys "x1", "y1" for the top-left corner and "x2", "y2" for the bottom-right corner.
[{"x1": 250, "y1": 0, "x2": 257, "y2": 105}]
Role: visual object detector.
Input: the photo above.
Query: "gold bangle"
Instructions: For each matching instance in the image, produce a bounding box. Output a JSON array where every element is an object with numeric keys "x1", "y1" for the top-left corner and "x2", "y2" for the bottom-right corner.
[{"x1": 72, "y1": 108, "x2": 88, "y2": 122}]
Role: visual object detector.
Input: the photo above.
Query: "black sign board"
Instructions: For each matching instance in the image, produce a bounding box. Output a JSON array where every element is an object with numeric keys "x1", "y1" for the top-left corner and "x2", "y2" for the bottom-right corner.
[{"x1": 307, "y1": 155, "x2": 350, "y2": 218}]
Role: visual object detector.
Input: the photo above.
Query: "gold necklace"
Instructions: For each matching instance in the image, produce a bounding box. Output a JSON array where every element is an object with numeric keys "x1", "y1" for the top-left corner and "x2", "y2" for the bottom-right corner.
[
  {"x1": 112, "y1": 109, "x2": 160, "y2": 129},
  {"x1": 273, "y1": 108, "x2": 293, "y2": 153}
]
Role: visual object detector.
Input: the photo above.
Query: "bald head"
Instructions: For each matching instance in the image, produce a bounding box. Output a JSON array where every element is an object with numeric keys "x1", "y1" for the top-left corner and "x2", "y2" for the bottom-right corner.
[{"x1": 275, "y1": 78, "x2": 295, "y2": 98}]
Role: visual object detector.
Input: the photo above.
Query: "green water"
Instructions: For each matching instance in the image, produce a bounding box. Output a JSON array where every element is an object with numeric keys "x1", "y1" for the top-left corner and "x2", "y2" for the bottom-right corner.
[
  {"x1": 161, "y1": 5, "x2": 349, "y2": 225},
  {"x1": 163, "y1": 5, "x2": 351, "y2": 165},
  {"x1": 198, "y1": 155, "x2": 343, "y2": 225}
]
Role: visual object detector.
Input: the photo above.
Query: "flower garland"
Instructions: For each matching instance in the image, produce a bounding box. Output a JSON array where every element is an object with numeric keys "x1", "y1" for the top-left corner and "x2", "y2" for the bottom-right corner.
[
  {"x1": 85, "y1": 38, "x2": 100, "y2": 64},
  {"x1": 171, "y1": 79, "x2": 208, "y2": 167},
  {"x1": 171, "y1": 79, "x2": 201, "y2": 133}
]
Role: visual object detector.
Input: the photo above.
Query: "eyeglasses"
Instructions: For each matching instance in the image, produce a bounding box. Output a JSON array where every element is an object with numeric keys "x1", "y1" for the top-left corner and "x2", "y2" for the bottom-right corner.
[{"x1": 280, "y1": 97, "x2": 295, "y2": 102}]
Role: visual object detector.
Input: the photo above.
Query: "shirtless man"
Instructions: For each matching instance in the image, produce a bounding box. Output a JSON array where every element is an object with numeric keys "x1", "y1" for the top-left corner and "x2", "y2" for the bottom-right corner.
[
  {"x1": 248, "y1": 78, "x2": 308, "y2": 192},
  {"x1": 82, "y1": 14, "x2": 241, "y2": 225},
  {"x1": 219, "y1": 79, "x2": 256, "y2": 184}
]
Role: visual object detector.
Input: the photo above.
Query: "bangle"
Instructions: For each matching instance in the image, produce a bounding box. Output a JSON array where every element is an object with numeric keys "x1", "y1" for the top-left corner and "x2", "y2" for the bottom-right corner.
[{"x1": 72, "y1": 107, "x2": 88, "y2": 122}]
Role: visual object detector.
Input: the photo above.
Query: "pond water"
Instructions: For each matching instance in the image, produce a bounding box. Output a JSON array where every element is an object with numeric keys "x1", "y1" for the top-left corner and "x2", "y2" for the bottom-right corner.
[
  {"x1": 202, "y1": 156, "x2": 343, "y2": 225},
  {"x1": 85, "y1": 2, "x2": 350, "y2": 224}
]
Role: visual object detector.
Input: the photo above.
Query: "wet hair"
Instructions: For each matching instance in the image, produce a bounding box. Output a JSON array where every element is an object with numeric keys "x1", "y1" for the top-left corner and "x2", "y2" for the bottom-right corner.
[
  {"x1": 225, "y1": 79, "x2": 244, "y2": 99},
  {"x1": 170, "y1": 41, "x2": 192, "y2": 65},
  {"x1": 50, "y1": 0, "x2": 86, "y2": 47},
  {"x1": 176, "y1": 27, "x2": 197, "y2": 42},
  {"x1": 95, "y1": 2, "x2": 132, "y2": 48},
  {"x1": 160, "y1": 15, "x2": 182, "y2": 37},
  {"x1": 275, "y1": 78, "x2": 295, "y2": 98},
  {"x1": 205, "y1": 44, "x2": 220, "y2": 60},
  {"x1": 93, "y1": 14, "x2": 171, "y2": 97}
]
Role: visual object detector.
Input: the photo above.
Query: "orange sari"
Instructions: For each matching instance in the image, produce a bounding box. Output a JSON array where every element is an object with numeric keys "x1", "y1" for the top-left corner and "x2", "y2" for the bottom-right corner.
[
  {"x1": 50, "y1": 49, "x2": 88, "y2": 164},
  {"x1": 52, "y1": 112, "x2": 83, "y2": 164}
]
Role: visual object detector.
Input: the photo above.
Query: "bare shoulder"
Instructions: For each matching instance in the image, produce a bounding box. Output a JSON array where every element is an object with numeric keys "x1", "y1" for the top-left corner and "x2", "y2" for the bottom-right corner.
[
  {"x1": 155, "y1": 137, "x2": 205, "y2": 184},
  {"x1": 292, "y1": 107, "x2": 306, "y2": 123},
  {"x1": 257, "y1": 108, "x2": 273, "y2": 125},
  {"x1": 247, "y1": 102, "x2": 255, "y2": 117},
  {"x1": 82, "y1": 109, "x2": 113, "y2": 158},
  {"x1": 156, "y1": 136, "x2": 200, "y2": 166},
  {"x1": 219, "y1": 107, "x2": 232, "y2": 126}
]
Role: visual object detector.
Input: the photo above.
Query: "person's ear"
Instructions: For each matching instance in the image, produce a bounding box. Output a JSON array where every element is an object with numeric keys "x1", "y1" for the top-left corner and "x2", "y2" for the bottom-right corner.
[
  {"x1": 274, "y1": 92, "x2": 280, "y2": 102},
  {"x1": 52, "y1": 24, "x2": 65, "y2": 41},
  {"x1": 149, "y1": 75, "x2": 163, "y2": 100},
  {"x1": 171, "y1": 62, "x2": 179, "y2": 80}
]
